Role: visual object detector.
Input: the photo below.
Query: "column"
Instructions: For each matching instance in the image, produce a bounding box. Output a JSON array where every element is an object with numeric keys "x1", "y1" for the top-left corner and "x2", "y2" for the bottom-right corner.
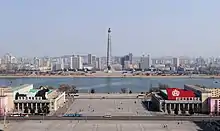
[
  {"x1": 185, "y1": 104, "x2": 189, "y2": 115},
  {"x1": 197, "y1": 104, "x2": 200, "y2": 113},
  {"x1": 168, "y1": 104, "x2": 171, "y2": 114},
  {"x1": 178, "y1": 104, "x2": 181, "y2": 114},
  {"x1": 164, "y1": 104, "x2": 167, "y2": 113},
  {"x1": 35, "y1": 103, "x2": 38, "y2": 113},
  {"x1": 22, "y1": 103, "x2": 24, "y2": 112},
  {"x1": 17, "y1": 103, "x2": 20, "y2": 112},
  {"x1": 31, "y1": 103, "x2": 33, "y2": 113}
]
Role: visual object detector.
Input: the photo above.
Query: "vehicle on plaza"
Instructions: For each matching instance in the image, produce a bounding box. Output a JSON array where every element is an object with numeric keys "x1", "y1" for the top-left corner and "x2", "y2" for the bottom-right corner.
[
  {"x1": 63, "y1": 113, "x2": 82, "y2": 117},
  {"x1": 103, "y1": 113, "x2": 112, "y2": 118},
  {"x1": 9, "y1": 113, "x2": 28, "y2": 117}
]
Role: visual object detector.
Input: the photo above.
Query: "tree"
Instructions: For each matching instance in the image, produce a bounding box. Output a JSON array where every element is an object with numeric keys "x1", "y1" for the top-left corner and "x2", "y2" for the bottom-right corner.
[
  {"x1": 58, "y1": 84, "x2": 77, "y2": 94},
  {"x1": 121, "y1": 88, "x2": 126, "y2": 93},
  {"x1": 91, "y1": 88, "x2": 95, "y2": 94}
]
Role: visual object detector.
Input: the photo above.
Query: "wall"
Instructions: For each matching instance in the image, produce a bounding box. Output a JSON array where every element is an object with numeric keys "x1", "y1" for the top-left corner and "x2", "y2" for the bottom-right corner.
[
  {"x1": 201, "y1": 92, "x2": 212, "y2": 113},
  {"x1": 206, "y1": 88, "x2": 220, "y2": 97},
  {"x1": 0, "y1": 96, "x2": 7, "y2": 115},
  {"x1": 50, "y1": 92, "x2": 65, "y2": 111},
  {"x1": 209, "y1": 98, "x2": 220, "y2": 114},
  {"x1": 0, "y1": 88, "x2": 14, "y2": 112}
]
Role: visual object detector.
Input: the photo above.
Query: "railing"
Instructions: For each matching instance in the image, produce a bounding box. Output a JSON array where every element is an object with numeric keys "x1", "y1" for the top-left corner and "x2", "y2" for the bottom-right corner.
[{"x1": 17, "y1": 96, "x2": 43, "y2": 100}]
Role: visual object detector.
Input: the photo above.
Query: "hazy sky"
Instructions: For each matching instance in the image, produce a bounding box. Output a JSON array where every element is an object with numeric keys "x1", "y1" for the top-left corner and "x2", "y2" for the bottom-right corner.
[{"x1": 0, "y1": 0, "x2": 220, "y2": 57}]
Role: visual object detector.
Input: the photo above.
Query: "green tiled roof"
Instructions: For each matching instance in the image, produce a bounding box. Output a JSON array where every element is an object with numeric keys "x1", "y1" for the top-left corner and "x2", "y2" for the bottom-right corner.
[
  {"x1": 28, "y1": 89, "x2": 53, "y2": 94},
  {"x1": 161, "y1": 89, "x2": 167, "y2": 95},
  {"x1": 29, "y1": 89, "x2": 38, "y2": 93}
]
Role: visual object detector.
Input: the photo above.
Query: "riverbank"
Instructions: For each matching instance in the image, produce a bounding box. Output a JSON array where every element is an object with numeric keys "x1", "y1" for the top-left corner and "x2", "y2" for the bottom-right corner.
[{"x1": 0, "y1": 74, "x2": 219, "y2": 79}]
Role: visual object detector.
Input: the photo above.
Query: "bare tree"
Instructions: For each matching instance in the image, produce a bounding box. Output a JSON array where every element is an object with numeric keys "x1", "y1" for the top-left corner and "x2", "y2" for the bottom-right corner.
[{"x1": 121, "y1": 88, "x2": 127, "y2": 93}]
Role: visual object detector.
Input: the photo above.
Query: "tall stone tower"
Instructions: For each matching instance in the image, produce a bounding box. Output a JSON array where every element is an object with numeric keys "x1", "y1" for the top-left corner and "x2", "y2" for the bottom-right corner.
[{"x1": 106, "y1": 28, "x2": 112, "y2": 73}]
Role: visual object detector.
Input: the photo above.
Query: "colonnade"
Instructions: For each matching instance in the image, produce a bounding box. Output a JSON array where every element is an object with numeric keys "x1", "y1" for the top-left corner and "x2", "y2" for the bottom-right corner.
[
  {"x1": 163, "y1": 103, "x2": 201, "y2": 114},
  {"x1": 15, "y1": 102, "x2": 49, "y2": 113}
]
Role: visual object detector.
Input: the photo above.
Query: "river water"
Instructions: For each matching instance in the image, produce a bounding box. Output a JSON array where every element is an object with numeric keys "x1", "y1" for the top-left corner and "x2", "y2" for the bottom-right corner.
[{"x1": 0, "y1": 77, "x2": 220, "y2": 93}]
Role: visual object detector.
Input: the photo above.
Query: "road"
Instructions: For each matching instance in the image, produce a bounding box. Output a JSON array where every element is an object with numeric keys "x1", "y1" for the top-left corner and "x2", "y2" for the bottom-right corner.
[{"x1": 1, "y1": 116, "x2": 220, "y2": 121}]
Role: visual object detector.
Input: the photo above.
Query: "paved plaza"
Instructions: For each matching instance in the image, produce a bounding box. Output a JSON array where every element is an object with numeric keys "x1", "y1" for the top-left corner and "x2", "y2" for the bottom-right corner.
[
  {"x1": 65, "y1": 99, "x2": 152, "y2": 116},
  {"x1": 2, "y1": 120, "x2": 204, "y2": 131}
]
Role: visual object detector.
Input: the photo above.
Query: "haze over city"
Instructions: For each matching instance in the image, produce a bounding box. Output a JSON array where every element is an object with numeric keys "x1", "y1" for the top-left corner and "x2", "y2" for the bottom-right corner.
[{"x1": 1, "y1": 0, "x2": 220, "y2": 57}]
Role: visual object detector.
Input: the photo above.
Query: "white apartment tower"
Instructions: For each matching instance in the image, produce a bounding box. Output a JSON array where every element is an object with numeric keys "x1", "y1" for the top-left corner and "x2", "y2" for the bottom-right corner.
[
  {"x1": 173, "y1": 57, "x2": 180, "y2": 69},
  {"x1": 70, "y1": 55, "x2": 83, "y2": 69},
  {"x1": 140, "y1": 54, "x2": 151, "y2": 70}
]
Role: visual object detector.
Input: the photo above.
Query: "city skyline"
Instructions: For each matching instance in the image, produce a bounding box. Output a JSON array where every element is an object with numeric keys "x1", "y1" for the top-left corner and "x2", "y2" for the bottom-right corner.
[{"x1": 1, "y1": 1, "x2": 220, "y2": 57}]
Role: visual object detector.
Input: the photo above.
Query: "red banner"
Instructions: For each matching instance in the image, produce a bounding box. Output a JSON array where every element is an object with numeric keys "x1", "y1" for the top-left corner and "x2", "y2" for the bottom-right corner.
[{"x1": 166, "y1": 88, "x2": 195, "y2": 100}]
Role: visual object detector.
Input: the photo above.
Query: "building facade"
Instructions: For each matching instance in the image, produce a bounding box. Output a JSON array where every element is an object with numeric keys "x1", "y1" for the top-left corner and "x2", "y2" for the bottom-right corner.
[
  {"x1": 71, "y1": 55, "x2": 83, "y2": 69},
  {"x1": 140, "y1": 55, "x2": 151, "y2": 70},
  {"x1": 151, "y1": 88, "x2": 202, "y2": 115},
  {"x1": 208, "y1": 97, "x2": 220, "y2": 115},
  {"x1": 173, "y1": 57, "x2": 180, "y2": 69},
  {"x1": 184, "y1": 84, "x2": 212, "y2": 113}
]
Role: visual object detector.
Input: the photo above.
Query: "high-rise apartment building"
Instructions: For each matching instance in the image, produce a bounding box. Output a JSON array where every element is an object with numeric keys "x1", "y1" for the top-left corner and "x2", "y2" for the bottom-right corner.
[
  {"x1": 128, "y1": 53, "x2": 133, "y2": 64},
  {"x1": 140, "y1": 55, "x2": 151, "y2": 70},
  {"x1": 95, "y1": 57, "x2": 101, "y2": 70},
  {"x1": 92, "y1": 55, "x2": 96, "y2": 67},
  {"x1": 88, "y1": 54, "x2": 92, "y2": 65},
  {"x1": 173, "y1": 57, "x2": 180, "y2": 69},
  {"x1": 70, "y1": 55, "x2": 82, "y2": 69}
]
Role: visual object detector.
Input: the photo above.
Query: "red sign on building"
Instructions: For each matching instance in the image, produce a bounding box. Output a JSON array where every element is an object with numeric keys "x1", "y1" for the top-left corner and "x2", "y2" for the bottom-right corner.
[{"x1": 166, "y1": 88, "x2": 195, "y2": 100}]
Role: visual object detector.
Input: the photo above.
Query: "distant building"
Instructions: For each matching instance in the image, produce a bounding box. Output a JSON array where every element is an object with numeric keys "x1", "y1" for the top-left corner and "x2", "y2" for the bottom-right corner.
[
  {"x1": 88, "y1": 54, "x2": 92, "y2": 65},
  {"x1": 51, "y1": 63, "x2": 63, "y2": 71},
  {"x1": 92, "y1": 55, "x2": 96, "y2": 68},
  {"x1": 70, "y1": 55, "x2": 83, "y2": 69},
  {"x1": 95, "y1": 57, "x2": 101, "y2": 70},
  {"x1": 173, "y1": 57, "x2": 180, "y2": 70},
  {"x1": 128, "y1": 53, "x2": 133, "y2": 64},
  {"x1": 140, "y1": 55, "x2": 151, "y2": 70}
]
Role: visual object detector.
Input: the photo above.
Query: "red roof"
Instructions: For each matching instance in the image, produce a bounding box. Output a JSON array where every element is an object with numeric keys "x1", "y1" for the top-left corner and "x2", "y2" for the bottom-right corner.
[{"x1": 166, "y1": 88, "x2": 195, "y2": 100}]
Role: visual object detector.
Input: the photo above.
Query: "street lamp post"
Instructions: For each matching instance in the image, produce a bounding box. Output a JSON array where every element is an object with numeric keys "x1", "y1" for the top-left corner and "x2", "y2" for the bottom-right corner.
[{"x1": 3, "y1": 105, "x2": 7, "y2": 129}]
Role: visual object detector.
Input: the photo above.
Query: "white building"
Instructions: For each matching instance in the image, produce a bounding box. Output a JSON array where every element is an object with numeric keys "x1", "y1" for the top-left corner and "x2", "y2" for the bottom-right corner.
[
  {"x1": 70, "y1": 55, "x2": 83, "y2": 69},
  {"x1": 88, "y1": 54, "x2": 92, "y2": 65},
  {"x1": 95, "y1": 57, "x2": 101, "y2": 69},
  {"x1": 51, "y1": 63, "x2": 63, "y2": 71},
  {"x1": 140, "y1": 55, "x2": 151, "y2": 70},
  {"x1": 60, "y1": 58, "x2": 65, "y2": 70},
  {"x1": 173, "y1": 57, "x2": 180, "y2": 69},
  {"x1": 91, "y1": 55, "x2": 96, "y2": 67}
]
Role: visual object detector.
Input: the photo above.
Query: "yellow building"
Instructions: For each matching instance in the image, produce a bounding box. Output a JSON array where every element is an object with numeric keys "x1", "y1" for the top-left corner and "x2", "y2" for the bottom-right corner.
[
  {"x1": 0, "y1": 87, "x2": 14, "y2": 113},
  {"x1": 204, "y1": 88, "x2": 220, "y2": 97}
]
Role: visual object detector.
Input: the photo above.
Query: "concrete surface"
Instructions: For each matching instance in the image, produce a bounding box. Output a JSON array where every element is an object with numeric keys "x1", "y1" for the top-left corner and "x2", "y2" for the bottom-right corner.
[
  {"x1": 65, "y1": 99, "x2": 152, "y2": 116},
  {"x1": 75, "y1": 93, "x2": 143, "y2": 99},
  {"x1": 2, "y1": 120, "x2": 204, "y2": 131}
]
